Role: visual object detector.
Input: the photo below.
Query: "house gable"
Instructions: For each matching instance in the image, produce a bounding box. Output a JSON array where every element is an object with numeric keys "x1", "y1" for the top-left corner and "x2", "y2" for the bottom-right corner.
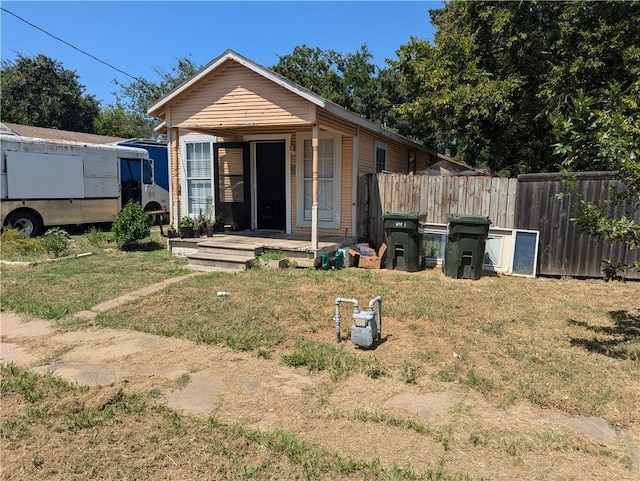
[
  {"x1": 165, "y1": 60, "x2": 313, "y2": 130},
  {"x1": 149, "y1": 50, "x2": 435, "y2": 157}
]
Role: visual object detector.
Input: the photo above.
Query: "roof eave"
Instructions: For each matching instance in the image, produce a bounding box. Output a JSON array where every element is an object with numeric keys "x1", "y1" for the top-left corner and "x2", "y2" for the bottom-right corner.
[
  {"x1": 322, "y1": 102, "x2": 432, "y2": 153},
  {"x1": 153, "y1": 121, "x2": 167, "y2": 134}
]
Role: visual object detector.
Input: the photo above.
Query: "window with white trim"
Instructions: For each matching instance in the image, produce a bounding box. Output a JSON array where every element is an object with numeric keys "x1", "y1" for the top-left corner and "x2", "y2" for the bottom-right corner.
[
  {"x1": 181, "y1": 136, "x2": 216, "y2": 216},
  {"x1": 297, "y1": 132, "x2": 341, "y2": 227},
  {"x1": 375, "y1": 141, "x2": 387, "y2": 173}
]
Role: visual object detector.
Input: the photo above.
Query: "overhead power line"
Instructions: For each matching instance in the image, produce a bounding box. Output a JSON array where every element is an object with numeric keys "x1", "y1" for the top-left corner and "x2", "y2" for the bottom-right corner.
[{"x1": 1, "y1": 7, "x2": 145, "y2": 83}]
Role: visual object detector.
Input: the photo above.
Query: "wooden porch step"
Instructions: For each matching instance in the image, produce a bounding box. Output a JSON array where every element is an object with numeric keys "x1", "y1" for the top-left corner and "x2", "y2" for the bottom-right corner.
[
  {"x1": 176, "y1": 234, "x2": 356, "y2": 271},
  {"x1": 287, "y1": 257, "x2": 315, "y2": 268},
  {"x1": 196, "y1": 241, "x2": 264, "y2": 258},
  {"x1": 185, "y1": 264, "x2": 244, "y2": 273},
  {"x1": 187, "y1": 252, "x2": 254, "y2": 271}
]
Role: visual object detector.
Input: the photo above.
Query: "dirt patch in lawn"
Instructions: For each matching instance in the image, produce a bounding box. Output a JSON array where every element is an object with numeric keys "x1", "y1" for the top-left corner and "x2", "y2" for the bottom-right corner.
[{"x1": 2, "y1": 307, "x2": 639, "y2": 481}]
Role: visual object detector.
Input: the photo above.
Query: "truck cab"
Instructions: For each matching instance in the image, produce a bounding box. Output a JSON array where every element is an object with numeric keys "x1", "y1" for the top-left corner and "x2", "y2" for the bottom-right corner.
[{"x1": 1, "y1": 135, "x2": 169, "y2": 236}]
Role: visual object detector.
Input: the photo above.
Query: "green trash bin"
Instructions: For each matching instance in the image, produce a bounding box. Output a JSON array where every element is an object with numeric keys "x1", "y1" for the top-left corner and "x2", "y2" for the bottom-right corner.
[
  {"x1": 384, "y1": 212, "x2": 421, "y2": 272},
  {"x1": 443, "y1": 215, "x2": 491, "y2": 280}
]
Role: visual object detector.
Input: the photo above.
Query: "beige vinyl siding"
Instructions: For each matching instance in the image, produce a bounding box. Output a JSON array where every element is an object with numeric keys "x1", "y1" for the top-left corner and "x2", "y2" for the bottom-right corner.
[
  {"x1": 417, "y1": 150, "x2": 438, "y2": 171},
  {"x1": 170, "y1": 62, "x2": 311, "y2": 128},
  {"x1": 386, "y1": 142, "x2": 408, "y2": 172},
  {"x1": 358, "y1": 129, "x2": 422, "y2": 175},
  {"x1": 358, "y1": 130, "x2": 376, "y2": 174},
  {"x1": 340, "y1": 136, "x2": 353, "y2": 235},
  {"x1": 316, "y1": 110, "x2": 357, "y2": 137}
]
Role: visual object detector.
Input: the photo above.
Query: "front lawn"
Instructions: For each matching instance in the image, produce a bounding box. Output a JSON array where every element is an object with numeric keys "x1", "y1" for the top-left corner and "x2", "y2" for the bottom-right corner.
[
  {"x1": 0, "y1": 227, "x2": 188, "y2": 319},
  {"x1": 93, "y1": 266, "x2": 639, "y2": 423}
]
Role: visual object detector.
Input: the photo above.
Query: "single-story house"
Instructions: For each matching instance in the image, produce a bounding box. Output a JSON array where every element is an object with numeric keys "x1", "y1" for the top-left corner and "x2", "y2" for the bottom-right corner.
[{"x1": 148, "y1": 50, "x2": 442, "y2": 253}]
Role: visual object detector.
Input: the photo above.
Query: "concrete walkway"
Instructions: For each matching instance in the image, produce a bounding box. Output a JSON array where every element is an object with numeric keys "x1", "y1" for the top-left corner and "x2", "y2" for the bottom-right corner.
[
  {"x1": 1, "y1": 273, "x2": 638, "y2": 478},
  {"x1": 74, "y1": 272, "x2": 202, "y2": 320}
]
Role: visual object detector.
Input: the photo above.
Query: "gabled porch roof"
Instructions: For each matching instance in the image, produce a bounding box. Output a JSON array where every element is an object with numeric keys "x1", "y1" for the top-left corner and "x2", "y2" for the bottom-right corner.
[{"x1": 148, "y1": 49, "x2": 432, "y2": 154}]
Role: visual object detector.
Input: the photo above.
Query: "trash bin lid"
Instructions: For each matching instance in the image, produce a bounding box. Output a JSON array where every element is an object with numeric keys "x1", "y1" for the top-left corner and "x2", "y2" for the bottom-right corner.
[
  {"x1": 448, "y1": 214, "x2": 491, "y2": 225},
  {"x1": 384, "y1": 212, "x2": 420, "y2": 220}
]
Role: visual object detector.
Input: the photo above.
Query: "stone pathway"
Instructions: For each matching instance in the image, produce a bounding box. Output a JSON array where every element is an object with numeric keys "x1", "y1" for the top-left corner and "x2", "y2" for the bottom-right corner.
[
  {"x1": 74, "y1": 273, "x2": 201, "y2": 320},
  {"x1": 1, "y1": 274, "x2": 638, "y2": 478}
]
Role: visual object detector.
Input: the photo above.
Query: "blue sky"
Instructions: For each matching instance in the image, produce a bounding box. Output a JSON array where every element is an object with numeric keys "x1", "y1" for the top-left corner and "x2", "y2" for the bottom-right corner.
[{"x1": 1, "y1": 1, "x2": 439, "y2": 105}]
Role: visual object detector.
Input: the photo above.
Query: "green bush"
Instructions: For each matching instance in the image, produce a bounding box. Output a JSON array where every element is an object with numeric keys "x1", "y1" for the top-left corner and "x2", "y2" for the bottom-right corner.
[
  {"x1": 0, "y1": 227, "x2": 43, "y2": 259},
  {"x1": 41, "y1": 227, "x2": 71, "y2": 258},
  {"x1": 111, "y1": 200, "x2": 152, "y2": 249},
  {"x1": 85, "y1": 227, "x2": 113, "y2": 247}
]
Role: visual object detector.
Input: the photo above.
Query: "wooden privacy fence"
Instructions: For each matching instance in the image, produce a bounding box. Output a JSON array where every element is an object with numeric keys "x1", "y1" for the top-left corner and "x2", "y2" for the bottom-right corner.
[
  {"x1": 515, "y1": 172, "x2": 639, "y2": 279},
  {"x1": 358, "y1": 171, "x2": 639, "y2": 279},
  {"x1": 358, "y1": 173, "x2": 517, "y2": 246}
]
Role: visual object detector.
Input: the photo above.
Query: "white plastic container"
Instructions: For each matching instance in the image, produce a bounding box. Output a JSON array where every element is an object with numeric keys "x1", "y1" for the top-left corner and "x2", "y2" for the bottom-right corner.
[{"x1": 339, "y1": 247, "x2": 349, "y2": 267}]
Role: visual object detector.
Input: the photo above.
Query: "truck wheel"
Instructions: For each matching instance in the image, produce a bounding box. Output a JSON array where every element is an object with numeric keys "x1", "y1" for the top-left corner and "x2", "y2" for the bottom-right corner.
[
  {"x1": 144, "y1": 202, "x2": 164, "y2": 225},
  {"x1": 6, "y1": 211, "x2": 42, "y2": 237}
]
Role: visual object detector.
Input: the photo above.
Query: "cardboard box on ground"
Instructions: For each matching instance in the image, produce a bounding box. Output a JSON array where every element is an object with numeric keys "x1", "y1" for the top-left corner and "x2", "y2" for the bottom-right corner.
[{"x1": 349, "y1": 243, "x2": 387, "y2": 269}]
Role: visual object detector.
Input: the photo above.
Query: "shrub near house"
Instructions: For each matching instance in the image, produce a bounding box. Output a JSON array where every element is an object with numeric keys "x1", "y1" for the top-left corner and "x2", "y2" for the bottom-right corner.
[{"x1": 112, "y1": 200, "x2": 153, "y2": 249}]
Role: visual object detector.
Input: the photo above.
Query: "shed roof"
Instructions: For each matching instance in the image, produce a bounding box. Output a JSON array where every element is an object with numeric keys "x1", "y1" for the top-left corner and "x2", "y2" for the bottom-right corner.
[
  {"x1": 148, "y1": 49, "x2": 435, "y2": 153},
  {"x1": 421, "y1": 153, "x2": 492, "y2": 176}
]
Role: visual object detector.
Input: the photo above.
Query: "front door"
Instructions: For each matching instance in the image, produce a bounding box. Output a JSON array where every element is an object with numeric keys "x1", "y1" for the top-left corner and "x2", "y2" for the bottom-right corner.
[
  {"x1": 255, "y1": 141, "x2": 286, "y2": 230},
  {"x1": 214, "y1": 143, "x2": 250, "y2": 230}
]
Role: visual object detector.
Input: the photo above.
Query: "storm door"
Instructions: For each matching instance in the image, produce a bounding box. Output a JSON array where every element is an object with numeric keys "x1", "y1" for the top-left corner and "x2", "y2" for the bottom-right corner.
[
  {"x1": 213, "y1": 143, "x2": 250, "y2": 230},
  {"x1": 255, "y1": 141, "x2": 286, "y2": 230}
]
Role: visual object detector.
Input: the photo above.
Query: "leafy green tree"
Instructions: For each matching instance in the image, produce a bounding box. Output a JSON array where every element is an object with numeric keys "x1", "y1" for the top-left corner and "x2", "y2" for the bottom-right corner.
[
  {"x1": 272, "y1": 45, "x2": 343, "y2": 101},
  {"x1": 1, "y1": 53, "x2": 100, "y2": 132},
  {"x1": 552, "y1": 83, "x2": 640, "y2": 279},
  {"x1": 271, "y1": 45, "x2": 412, "y2": 135},
  {"x1": 392, "y1": 0, "x2": 640, "y2": 176},
  {"x1": 107, "y1": 57, "x2": 200, "y2": 137},
  {"x1": 369, "y1": 67, "x2": 422, "y2": 141},
  {"x1": 94, "y1": 103, "x2": 150, "y2": 139}
]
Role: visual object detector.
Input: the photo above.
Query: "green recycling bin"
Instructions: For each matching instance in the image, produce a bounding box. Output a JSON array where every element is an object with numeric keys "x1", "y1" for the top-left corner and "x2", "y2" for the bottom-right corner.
[
  {"x1": 443, "y1": 215, "x2": 491, "y2": 280},
  {"x1": 384, "y1": 212, "x2": 421, "y2": 272}
]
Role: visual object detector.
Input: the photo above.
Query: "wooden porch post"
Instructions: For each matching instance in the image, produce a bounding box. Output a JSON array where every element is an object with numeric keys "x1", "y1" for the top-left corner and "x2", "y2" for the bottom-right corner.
[
  {"x1": 169, "y1": 126, "x2": 180, "y2": 229},
  {"x1": 311, "y1": 123, "x2": 319, "y2": 254}
]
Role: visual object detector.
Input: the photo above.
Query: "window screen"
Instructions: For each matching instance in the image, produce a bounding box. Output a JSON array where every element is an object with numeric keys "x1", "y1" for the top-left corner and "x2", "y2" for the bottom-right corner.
[{"x1": 303, "y1": 138, "x2": 335, "y2": 221}]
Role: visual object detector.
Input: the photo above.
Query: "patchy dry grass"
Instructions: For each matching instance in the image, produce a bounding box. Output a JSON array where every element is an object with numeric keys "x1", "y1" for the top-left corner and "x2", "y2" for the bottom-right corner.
[
  {"x1": 1, "y1": 363, "x2": 479, "y2": 480},
  {"x1": 2, "y1": 246, "x2": 639, "y2": 480},
  {"x1": 0, "y1": 226, "x2": 188, "y2": 319},
  {"x1": 91, "y1": 267, "x2": 640, "y2": 423}
]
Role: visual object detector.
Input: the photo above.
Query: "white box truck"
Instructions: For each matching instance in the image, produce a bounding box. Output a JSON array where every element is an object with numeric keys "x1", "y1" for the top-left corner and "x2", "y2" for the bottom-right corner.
[{"x1": 0, "y1": 134, "x2": 169, "y2": 236}]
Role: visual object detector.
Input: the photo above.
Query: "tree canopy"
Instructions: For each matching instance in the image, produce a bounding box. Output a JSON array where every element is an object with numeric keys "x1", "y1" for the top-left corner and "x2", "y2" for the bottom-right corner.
[
  {"x1": 105, "y1": 56, "x2": 200, "y2": 137},
  {"x1": 4, "y1": 1, "x2": 638, "y2": 178},
  {"x1": 552, "y1": 82, "x2": 640, "y2": 279},
  {"x1": 271, "y1": 45, "x2": 414, "y2": 138},
  {"x1": 392, "y1": 0, "x2": 640, "y2": 176},
  {"x1": 94, "y1": 104, "x2": 151, "y2": 139},
  {"x1": 1, "y1": 54, "x2": 100, "y2": 132}
]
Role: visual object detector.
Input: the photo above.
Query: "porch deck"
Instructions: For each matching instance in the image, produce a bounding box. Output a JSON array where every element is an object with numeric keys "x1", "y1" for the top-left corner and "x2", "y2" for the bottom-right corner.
[{"x1": 169, "y1": 231, "x2": 356, "y2": 271}]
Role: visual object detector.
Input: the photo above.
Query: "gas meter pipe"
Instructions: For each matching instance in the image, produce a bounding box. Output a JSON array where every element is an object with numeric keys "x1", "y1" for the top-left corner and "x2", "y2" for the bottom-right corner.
[
  {"x1": 368, "y1": 296, "x2": 382, "y2": 340},
  {"x1": 333, "y1": 297, "x2": 360, "y2": 343}
]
